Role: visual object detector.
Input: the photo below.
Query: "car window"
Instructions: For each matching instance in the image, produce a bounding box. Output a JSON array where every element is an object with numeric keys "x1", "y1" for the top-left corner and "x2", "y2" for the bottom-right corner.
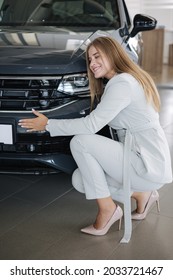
[{"x1": 0, "y1": 0, "x2": 120, "y2": 30}]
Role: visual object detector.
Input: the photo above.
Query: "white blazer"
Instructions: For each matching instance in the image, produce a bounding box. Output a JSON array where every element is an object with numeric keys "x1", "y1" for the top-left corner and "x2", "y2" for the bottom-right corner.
[{"x1": 46, "y1": 73, "x2": 172, "y2": 184}]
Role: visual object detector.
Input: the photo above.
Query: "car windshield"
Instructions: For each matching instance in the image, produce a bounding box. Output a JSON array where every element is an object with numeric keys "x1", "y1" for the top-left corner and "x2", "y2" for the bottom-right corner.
[{"x1": 0, "y1": 0, "x2": 120, "y2": 30}]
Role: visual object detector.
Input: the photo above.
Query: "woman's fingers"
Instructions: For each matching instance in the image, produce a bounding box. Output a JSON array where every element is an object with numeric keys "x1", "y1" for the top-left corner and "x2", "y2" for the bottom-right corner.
[{"x1": 18, "y1": 109, "x2": 48, "y2": 131}]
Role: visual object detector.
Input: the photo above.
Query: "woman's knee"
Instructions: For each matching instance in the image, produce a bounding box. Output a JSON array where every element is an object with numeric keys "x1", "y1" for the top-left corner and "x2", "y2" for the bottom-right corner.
[{"x1": 70, "y1": 135, "x2": 87, "y2": 153}]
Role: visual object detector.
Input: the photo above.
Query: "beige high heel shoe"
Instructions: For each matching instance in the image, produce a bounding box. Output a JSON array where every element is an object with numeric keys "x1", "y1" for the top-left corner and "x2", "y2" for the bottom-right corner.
[
  {"x1": 81, "y1": 205, "x2": 123, "y2": 236},
  {"x1": 132, "y1": 190, "x2": 160, "y2": 220}
]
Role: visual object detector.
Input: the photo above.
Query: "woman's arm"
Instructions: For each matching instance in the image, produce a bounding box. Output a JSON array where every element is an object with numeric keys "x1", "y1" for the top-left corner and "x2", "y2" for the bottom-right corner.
[{"x1": 18, "y1": 77, "x2": 131, "y2": 135}]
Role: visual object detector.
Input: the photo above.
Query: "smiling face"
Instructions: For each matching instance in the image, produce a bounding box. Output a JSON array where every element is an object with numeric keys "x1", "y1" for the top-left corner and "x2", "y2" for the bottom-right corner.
[{"x1": 88, "y1": 45, "x2": 116, "y2": 80}]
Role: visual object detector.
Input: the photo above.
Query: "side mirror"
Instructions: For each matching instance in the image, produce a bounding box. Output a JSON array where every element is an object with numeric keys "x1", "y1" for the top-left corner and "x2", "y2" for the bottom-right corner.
[{"x1": 130, "y1": 14, "x2": 157, "y2": 38}]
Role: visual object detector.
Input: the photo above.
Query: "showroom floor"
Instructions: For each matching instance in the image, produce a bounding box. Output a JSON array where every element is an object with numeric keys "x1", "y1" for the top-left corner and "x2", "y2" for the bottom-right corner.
[{"x1": 0, "y1": 65, "x2": 173, "y2": 260}]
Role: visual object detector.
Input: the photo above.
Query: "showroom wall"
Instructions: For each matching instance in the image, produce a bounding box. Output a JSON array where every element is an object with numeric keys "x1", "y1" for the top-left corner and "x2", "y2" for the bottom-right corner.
[{"x1": 127, "y1": 0, "x2": 173, "y2": 64}]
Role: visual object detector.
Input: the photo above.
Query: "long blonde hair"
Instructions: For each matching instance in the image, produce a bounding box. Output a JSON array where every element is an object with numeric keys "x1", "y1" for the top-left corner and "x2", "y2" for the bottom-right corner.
[{"x1": 86, "y1": 36, "x2": 160, "y2": 111}]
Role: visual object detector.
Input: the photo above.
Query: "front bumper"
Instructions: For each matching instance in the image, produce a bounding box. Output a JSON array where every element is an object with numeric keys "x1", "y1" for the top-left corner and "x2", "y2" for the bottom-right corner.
[
  {"x1": 0, "y1": 151, "x2": 77, "y2": 174},
  {"x1": 0, "y1": 98, "x2": 90, "y2": 174}
]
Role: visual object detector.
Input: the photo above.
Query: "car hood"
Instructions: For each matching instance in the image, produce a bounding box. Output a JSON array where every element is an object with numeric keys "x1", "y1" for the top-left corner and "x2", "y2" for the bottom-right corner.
[
  {"x1": 0, "y1": 28, "x2": 94, "y2": 75},
  {"x1": 0, "y1": 27, "x2": 125, "y2": 75}
]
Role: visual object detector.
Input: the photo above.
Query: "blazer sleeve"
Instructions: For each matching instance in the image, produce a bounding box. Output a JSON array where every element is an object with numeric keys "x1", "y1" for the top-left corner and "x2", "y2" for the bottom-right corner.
[{"x1": 46, "y1": 76, "x2": 131, "y2": 136}]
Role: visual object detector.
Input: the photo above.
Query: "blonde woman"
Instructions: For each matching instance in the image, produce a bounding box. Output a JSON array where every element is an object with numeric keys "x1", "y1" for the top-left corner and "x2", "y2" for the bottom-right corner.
[{"x1": 19, "y1": 37, "x2": 172, "y2": 236}]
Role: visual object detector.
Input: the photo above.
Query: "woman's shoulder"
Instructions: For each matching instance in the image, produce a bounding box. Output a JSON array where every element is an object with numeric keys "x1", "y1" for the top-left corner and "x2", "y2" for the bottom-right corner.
[
  {"x1": 111, "y1": 73, "x2": 136, "y2": 82},
  {"x1": 103, "y1": 73, "x2": 134, "y2": 100},
  {"x1": 106, "y1": 73, "x2": 137, "y2": 88}
]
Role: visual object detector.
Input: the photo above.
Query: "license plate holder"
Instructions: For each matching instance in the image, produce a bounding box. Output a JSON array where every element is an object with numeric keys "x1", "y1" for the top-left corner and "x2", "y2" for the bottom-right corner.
[{"x1": 0, "y1": 119, "x2": 16, "y2": 145}]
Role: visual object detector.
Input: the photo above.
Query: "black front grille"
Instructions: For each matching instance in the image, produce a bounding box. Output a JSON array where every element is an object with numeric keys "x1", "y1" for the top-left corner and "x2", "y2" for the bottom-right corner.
[
  {"x1": 0, "y1": 135, "x2": 72, "y2": 154},
  {"x1": 0, "y1": 77, "x2": 71, "y2": 110}
]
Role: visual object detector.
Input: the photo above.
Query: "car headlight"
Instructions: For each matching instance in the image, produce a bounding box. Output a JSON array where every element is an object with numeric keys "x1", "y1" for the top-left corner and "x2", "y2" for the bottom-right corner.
[{"x1": 58, "y1": 74, "x2": 89, "y2": 95}]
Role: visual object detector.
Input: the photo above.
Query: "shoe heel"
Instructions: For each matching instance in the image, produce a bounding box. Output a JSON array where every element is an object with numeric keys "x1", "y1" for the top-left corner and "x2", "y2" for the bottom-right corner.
[
  {"x1": 118, "y1": 217, "x2": 122, "y2": 231},
  {"x1": 156, "y1": 199, "x2": 160, "y2": 212},
  {"x1": 132, "y1": 191, "x2": 160, "y2": 220}
]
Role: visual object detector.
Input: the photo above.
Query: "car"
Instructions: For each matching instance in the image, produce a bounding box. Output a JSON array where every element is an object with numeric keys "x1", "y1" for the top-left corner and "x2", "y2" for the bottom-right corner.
[{"x1": 0, "y1": 0, "x2": 157, "y2": 174}]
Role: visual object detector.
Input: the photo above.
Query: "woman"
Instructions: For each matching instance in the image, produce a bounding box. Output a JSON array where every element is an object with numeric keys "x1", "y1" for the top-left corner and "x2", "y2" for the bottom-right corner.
[{"x1": 18, "y1": 37, "x2": 172, "y2": 236}]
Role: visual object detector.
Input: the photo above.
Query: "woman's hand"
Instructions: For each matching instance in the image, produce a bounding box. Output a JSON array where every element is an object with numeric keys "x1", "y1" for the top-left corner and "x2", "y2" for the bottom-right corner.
[{"x1": 18, "y1": 109, "x2": 48, "y2": 132}]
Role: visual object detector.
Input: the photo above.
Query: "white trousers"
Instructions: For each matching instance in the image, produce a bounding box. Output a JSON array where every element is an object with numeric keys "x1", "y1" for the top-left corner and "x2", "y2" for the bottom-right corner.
[{"x1": 70, "y1": 134, "x2": 162, "y2": 200}]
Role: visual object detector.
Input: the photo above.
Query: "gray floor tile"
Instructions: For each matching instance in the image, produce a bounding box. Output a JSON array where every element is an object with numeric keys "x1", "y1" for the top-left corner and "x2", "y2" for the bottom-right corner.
[
  {"x1": 38, "y1": 231, "x2": 122, "y2": 260},
  {"x1": 0, "y1": 230, "x2": 53, "y2": 260},
  {"x1": 0, "y1": 197, "x2": 40, "y2": 236},
  {"x1": 0, "y1": 174, "x2": 33, "y2": 201},
  {"x1": 13, "y1": 190, "x2": 97, "y2": 243},
  {"x1": 13, "y1": 173, "x2": 72, "y2": 206},
  {"x1": 108, "y1": 213, "x2": 173, "y2": 260},
  {"x1": 158, "y1": 184, "x2": 173, "y2": 218}
]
